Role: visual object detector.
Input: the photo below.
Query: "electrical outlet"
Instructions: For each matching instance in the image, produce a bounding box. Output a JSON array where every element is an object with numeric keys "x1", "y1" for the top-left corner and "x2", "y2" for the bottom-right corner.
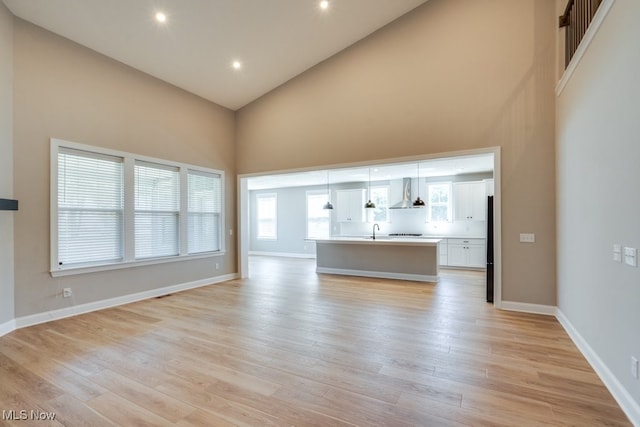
[
  {"x1": 62, "y1": 288, "x2": 72, "y2": 298},
  {"x1": 215, "y1": 263, "x2": 220, "y2": 270},
  {"x1": 632, "y1": 356, "x2": 639, "y2": 380},
  {"x1": 229, "y1": 229, "x2": 233, "y2": 236},
  {"x1": 519, "y1": 233, "x2": 535, "y2": 243}
]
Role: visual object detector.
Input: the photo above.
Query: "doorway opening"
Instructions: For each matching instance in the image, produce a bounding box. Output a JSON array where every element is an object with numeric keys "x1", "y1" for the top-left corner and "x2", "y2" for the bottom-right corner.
[{"x1": 238, "y1": 147, "x2": 502, "y2": 307}]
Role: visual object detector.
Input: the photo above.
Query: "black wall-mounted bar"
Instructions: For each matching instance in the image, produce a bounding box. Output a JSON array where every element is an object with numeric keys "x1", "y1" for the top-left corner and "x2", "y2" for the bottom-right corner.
[{"x1": 0, "y1": 199, "x2": 19, "y2": 211}]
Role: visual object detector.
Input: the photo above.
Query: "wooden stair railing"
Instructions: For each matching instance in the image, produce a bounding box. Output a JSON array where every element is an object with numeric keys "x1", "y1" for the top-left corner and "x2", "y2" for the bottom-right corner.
[{"x1": 559, "y1": 0, "x2": 603, "y2": 67}]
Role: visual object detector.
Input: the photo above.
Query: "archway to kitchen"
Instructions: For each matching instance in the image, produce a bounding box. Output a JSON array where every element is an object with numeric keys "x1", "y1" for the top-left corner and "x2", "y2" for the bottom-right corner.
[{"x1": 238, "y1": 147, "x2": 502, "y2": 306}]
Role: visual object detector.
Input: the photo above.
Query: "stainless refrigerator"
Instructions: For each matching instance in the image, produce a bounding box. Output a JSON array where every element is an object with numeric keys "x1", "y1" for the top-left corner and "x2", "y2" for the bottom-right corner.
[{"x1": 486, "y1": 196, "x2": 494, "y2": 303}]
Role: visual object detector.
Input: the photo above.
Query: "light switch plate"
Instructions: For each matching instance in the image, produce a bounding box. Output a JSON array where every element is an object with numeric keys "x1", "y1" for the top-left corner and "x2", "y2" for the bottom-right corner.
[
  {"x1": 613, "y1": 244, "x2": 622, "y2": 262},
  {"x1": 519, "y1": 233, "x2": 535, "y2": 243},
  {"x1": 632, "y1": 356, "x2": 639, "y2": 380},
  {"x1": 624, "y1": 247, "x2": 637, "y2": 267}
]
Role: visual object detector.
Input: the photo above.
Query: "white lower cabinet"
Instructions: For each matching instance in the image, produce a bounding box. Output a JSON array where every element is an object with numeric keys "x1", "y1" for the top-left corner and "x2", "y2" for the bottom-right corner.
[
  {"x1": 438, "y1": 239, "x2": 448, "y2": 266},
  {"x1": 447, "y1": 238, "x2": 485, "y2": 268}
]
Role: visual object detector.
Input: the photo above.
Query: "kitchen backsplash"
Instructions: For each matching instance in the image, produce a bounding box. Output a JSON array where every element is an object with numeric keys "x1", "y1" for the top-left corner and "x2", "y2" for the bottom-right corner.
[{"x1": 337, "y1": 208, "x2": 486, "y2": 238}]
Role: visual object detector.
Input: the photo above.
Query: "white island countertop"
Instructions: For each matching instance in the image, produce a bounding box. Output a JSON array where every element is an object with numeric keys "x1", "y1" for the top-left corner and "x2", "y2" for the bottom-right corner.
[{"x1": 313, "y1": 237, "x2": 441, "y2": 246}]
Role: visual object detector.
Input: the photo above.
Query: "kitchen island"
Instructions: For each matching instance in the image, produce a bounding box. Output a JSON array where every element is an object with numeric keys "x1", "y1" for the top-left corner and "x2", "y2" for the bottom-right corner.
[{"x1": 314, "y1": 237, "x2": 441, "y2": 282}]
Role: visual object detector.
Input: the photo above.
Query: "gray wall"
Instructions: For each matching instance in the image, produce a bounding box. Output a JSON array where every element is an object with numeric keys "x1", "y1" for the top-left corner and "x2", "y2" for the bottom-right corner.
[
  {"x1": 249, "y1": 186, "x2": 325, "y2": 256},
  {"x1": 237, "y1": 0, "x2": 557, "y2": 306},
  {"x1": 556, "y1": 0, "x2": 640, "y2": 409},
  {"x1": 0, "y1": 2, "x2": 14, "y2": 326},
  {"x1": 12, "y1": 19, "x2": 236, "y2": 318}
]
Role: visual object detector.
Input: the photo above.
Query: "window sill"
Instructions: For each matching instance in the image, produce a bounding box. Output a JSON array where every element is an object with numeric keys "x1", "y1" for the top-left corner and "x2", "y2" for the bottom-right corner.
[{"x1": 50, "y1": 251, "x2": 225, "y2": 277}]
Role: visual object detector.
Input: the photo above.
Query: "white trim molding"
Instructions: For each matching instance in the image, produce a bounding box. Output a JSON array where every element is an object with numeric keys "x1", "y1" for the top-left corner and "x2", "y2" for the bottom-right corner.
[
  {"x1": 0, "y1": 319, "x2": 16, "y2": 338},
  {"x1": 316, "y1": 267, "x2": 438, "y2": 283},
  {"x1": 500, "y1": 301, "x2": 557, "y2": 316},
  {"x1": 556, "y1": 0, "x2": 616, "y2": 95},
  {"x1": 15, "y1": 273, "x2": 238, "y2": 329},
  {"x1": 557, "y1": 309, "x2": 640, "y2": 426}
]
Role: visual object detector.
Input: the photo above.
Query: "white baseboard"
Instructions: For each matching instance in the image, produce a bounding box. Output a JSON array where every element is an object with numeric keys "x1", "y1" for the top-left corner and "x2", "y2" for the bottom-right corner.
[
  {"x1": 14, "y1": 273, "x2": 239, "y2": 329},
  {"x1": 249, "y1": 251, "x2": 315, "y2": 259},
  {"x1": 316, "y1": 267, "x2": 438, "y2": 283},
  {"x1": 556, "y1": 309, "x2": 640, "y2": 426},
  {"x1": 500, "y1": 301, "x2": 557, "y2": 316},
  {"x1": 0, "y1": 319, "x2": 16, "y2": 338}
]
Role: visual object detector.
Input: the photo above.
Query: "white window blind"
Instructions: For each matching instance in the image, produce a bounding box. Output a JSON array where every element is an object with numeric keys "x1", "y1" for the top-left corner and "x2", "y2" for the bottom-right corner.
[
  {"x1": 135, "y1": 161, "x2": 180, "y2": 259},
  {"x1": 57, "y1": 148, "x2": 124, "y2": 267},
  {"x1": 306, "y1": 192, "x2": 330, "y2": 239},
  {"x1": 256, "y1": 193, "x2": 277, "y2": 239},
  {"x1": 188, "y1": 170, "x2": 222, "y2": 254}
]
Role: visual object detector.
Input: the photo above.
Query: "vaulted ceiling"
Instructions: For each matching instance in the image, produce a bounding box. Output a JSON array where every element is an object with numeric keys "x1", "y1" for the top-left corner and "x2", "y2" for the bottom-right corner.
[{"x1": 3, "y1": 0, "x2": 428, "y2": 110}]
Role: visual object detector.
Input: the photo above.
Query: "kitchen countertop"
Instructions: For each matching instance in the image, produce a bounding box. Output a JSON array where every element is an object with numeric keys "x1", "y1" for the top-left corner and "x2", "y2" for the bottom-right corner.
[{"x1": 314, "y1": 237, "x2": 441, "y2": 246}]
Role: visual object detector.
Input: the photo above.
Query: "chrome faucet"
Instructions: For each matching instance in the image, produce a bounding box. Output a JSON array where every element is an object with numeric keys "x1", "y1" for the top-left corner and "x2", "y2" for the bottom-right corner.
[{"x1": 372, "y1": 223, "x2": 380, "y2": 240}]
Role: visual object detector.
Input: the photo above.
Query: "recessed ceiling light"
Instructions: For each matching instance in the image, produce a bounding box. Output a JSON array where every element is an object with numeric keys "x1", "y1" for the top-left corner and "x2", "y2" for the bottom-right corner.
[
  {"x1": 155, "y1": 12, "x2": 167, "y2": 23},
  {"x1": 232, "y1": 60, "x2": 242, "y2": 70},
  {"x1": 319, "y1": 1, "x2": 329, "y2": 10}
]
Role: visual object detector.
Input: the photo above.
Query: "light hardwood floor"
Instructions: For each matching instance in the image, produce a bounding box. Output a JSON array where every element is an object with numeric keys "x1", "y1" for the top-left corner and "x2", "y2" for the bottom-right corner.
[{"x1": 0, "y1": 256, "x2": 631, "y2": 426}]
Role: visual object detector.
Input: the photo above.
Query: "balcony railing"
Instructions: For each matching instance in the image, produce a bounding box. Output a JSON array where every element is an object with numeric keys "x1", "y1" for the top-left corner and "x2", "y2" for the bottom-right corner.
[{"x1": 559, "y1": 0, "x2": 603, "y2": 68}]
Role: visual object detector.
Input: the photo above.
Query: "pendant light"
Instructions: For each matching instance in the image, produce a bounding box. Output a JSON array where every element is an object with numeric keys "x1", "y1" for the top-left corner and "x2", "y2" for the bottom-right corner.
[
  {"x1": 322, "y1": 170, "x2": 333, "y2": 210},
  {"x1": 365, "y1": 168, "x2": 376, "y2": 209},
  {"x1": 413, "y1": 162, "x2": 426, "y2": 207}
]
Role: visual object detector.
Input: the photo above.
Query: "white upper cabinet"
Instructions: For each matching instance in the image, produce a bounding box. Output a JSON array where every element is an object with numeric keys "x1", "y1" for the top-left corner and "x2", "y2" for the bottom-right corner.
[
  {"x1": 336, "y1": 189, "x2": 366, "y2": 222},
  {"x1": 453, "y1": 181, "x2": 487, "y2": 221}
]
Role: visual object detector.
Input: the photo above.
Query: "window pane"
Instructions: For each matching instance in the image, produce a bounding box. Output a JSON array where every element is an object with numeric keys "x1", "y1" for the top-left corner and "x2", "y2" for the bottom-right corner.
[
  {"x1": 189, "y1": 213, "x2": 220, "y2": 254},
  {"x1": 257, "y1": 194, "x2": 277, "y2": 239},
  {"x1": 135, "y1": 212, "x2": 179, "y2": 258},
  {"x1": 427, "y1": 182, "x2": 451, "y2": 222},
  {"x1": 188, "y1": 171, "x2": 222, "y2": 253},
  {"x1": 430, "y1": 205, "x2": 449, "y2": 222},
  {"x1": 57, "y1": 149, "x2": 123, "y2": 267},
  {"x1": 307, "y1": 192, "x2": 330, "y2": 239},
  {"x1": 369, "y1": 186, "x2": 389, "y2": 222},
  {"x1": 135, "y1": 162, "x2": 180, "y2": 258},
  {"x1": 135, "y1": 162, "x2": 179, "y2": 211},
  {"x1": 58, "y1": 211, "x2": 123, "y2": 265}
]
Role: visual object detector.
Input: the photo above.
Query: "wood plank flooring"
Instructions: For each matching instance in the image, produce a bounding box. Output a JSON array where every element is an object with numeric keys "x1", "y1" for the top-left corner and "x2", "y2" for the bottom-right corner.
[{"x1": 0, "y1": 256, "x2": 631, "y2": 426}]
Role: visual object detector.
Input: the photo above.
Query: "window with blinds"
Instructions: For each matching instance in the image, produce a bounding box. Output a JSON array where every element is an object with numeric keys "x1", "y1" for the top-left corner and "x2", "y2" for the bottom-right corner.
[
  {"x1": 57, "y1": 148, "x2": 124, "y2": 267},
  {"x1": 188, "y1": 170, "x2": 222, "y2": 254},
  {"x1": 51, "y1": 138, "x2": 225, "y2": 275},
  {"x1": 135, "y1": 162, "x2": 180, "y2": 259}
]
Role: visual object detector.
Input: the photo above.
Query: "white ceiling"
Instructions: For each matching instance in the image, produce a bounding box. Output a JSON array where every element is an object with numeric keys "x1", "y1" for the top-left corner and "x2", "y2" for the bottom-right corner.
[
  {"x1": 3, "y1": 0, "x2": 428, "y2": 110},
  {"x1": 247, "y1": 154, "x2": 495, "y2": 190}
]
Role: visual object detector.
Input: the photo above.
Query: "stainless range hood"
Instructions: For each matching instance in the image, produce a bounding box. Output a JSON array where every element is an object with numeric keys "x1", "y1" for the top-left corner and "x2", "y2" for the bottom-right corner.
[{"x1": 390, "y1": 178, "x2": 424, "y2": 209}]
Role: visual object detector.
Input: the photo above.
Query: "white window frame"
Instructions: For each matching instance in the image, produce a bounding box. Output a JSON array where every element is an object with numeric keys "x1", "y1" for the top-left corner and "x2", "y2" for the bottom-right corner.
[
  {"x1": 256, "y1": 192, "x2": 277, "y2": 240},
  {"x1": 50, "y1": 138, "x2": 225, "y2": 277},
  {"x1": 306, "y1": 190, "x2": 331, "y2": 239},
  {"x1": 427, "y1": 181, "x2": 453, "y2": 223}
]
